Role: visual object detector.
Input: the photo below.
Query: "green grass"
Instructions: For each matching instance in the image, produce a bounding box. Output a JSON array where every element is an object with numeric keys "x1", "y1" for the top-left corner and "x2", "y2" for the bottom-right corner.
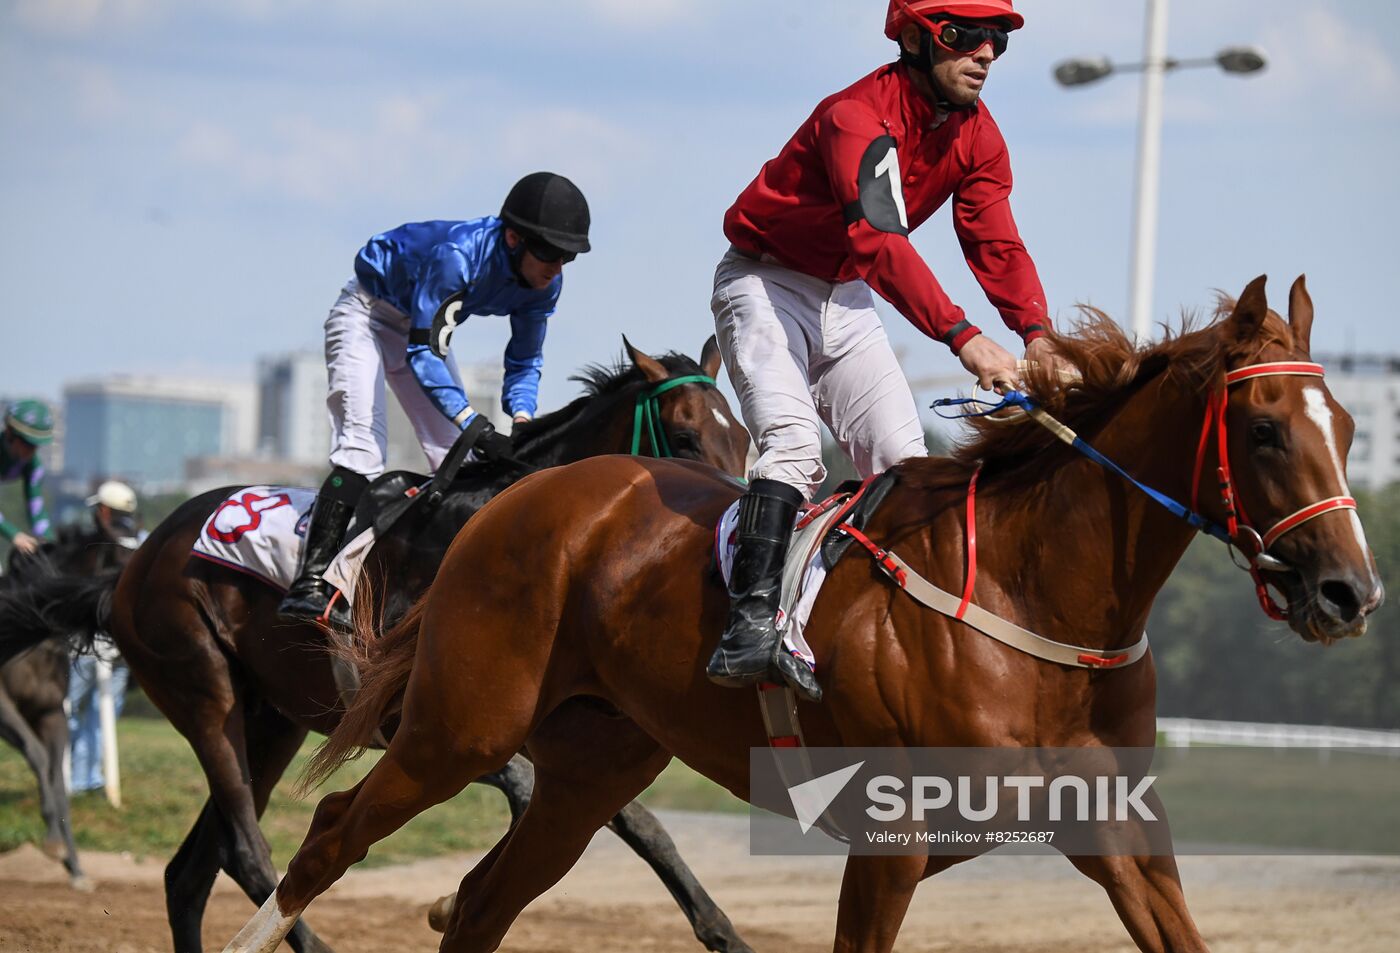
[
  {"x1": 644, "y1": 759, "x2": 748, "y2": 815},
  {"x1": 10, "y1": 719, "x2": 1390, "y2": 865},
  {"x1": 1150, "y1": 746, "x2": 1400, "y2": 853},
  {"x1": 0, "y1": 717, "x2": 742, "y2": 868}
]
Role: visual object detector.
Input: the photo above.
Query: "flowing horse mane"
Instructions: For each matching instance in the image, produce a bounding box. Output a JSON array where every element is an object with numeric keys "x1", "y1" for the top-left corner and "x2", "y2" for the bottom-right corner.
[
  {"x1": 510, "y1": 350, "x2": 708, "y2": 456},
  {"x1": 900, "y1": 300, "x2": 1297, "y2": 498}
]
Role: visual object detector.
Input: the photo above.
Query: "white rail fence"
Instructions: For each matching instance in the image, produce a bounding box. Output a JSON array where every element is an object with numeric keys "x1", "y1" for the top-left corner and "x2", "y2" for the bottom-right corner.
[{"x1": 1158, "y1": 717, "x2": 1400, "y2": 752}]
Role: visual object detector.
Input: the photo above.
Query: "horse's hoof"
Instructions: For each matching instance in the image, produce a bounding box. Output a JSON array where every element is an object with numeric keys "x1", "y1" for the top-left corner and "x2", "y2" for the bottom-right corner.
[
  {"x1": 427, "y1": 892, "x2": 456, "y2": 933},
  {"x1": 71, "y1": 875, "x2": 95, "y2": 893},
  {"x1": 41, "y1": 838, "x2": 65, "y2": 861}
]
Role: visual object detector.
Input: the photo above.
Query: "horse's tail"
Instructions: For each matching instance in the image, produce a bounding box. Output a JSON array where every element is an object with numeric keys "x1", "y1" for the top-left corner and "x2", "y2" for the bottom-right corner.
[
  {"x1": 0, "y1": 568, "x2": 117, "y2": 666},
  {"x1": 300, "y1": 587, "x2": 428, "y2": 791}
]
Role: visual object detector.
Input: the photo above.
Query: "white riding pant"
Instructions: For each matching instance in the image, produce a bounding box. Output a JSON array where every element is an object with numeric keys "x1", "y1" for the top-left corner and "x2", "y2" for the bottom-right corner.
[
  {"x1": 324, "y1": 279, "x2": 464, "y2": 478},
  {"x1": 711, "y1": 250, "x2": 928, "y2": 499}
]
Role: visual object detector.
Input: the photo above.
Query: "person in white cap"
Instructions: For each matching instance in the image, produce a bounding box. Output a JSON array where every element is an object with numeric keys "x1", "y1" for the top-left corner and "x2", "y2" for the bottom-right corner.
[
  {"x1": 85, "y1": 480, "x2": 142, "y2": 544},
  {"x1": 67, "y1": 480, "x2": 140, "y2": 794}
]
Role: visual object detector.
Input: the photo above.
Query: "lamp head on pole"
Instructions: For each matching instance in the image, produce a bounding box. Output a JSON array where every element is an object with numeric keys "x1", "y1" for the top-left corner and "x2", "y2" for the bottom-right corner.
[
  {"x1": 1054, "y1": 57, "x2": 1114, "y2": 87},
  {"x1": 1216, "y1": 46, "x2": 1267, "y2": 74}
]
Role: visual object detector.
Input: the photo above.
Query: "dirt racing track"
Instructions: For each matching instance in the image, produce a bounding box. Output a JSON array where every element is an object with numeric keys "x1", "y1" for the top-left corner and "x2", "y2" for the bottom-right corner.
[{"x1": 1, "y1": 810, "x2": 1397, "y2": 952}]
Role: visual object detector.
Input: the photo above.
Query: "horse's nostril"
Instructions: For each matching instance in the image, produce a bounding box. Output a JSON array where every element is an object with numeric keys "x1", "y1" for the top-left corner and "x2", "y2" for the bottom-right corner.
[{"x1": 1318, "y1": 578, "x2": 1363, "y2": 623}]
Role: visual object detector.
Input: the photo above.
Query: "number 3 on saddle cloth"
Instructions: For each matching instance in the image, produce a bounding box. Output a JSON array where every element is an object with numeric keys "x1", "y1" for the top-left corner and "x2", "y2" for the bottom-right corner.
[
  {"x1": 713, "y1": 472, "x2": 900, "y2": 673},
  {"x1": 191, "y1": 474, "x2": 421, "y2": 617}
]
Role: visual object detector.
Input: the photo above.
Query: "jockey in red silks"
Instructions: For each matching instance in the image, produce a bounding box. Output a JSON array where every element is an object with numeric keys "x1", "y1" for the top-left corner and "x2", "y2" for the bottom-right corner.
[{"x1": 708, "y1": 0, "x2": 1056, "y2": 702}]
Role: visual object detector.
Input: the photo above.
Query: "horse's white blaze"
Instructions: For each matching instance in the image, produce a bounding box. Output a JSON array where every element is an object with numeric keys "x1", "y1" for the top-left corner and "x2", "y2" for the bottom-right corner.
[
  {"x1": 222, "y1": 890, "x2": 300, "y2": 953},
  {"x1": 712, "y1": 407, "x2": 732, "y2": 429},
  {"x1": 1302, "y1": 386, "x2": 1369, "y2": 553}
]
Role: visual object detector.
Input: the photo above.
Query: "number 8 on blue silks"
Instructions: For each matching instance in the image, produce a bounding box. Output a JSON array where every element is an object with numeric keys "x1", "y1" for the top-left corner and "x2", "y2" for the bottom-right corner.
[
  {"x1": 431, "y1": 296, "x2": 467, "y2": 356},
  {"x1": 846, "y1": 135, "x2": 910, "y2": 235}
]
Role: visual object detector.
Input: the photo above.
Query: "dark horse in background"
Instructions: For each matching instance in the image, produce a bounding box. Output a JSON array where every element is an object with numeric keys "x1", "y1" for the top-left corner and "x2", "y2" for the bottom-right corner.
[
  {"x1": 0, "y1": 339, "x2": 756, "y2": 953},
  {"x1": 0, "y1": 518, "x2": 135, "y2": 889},
  {"x1": 237, "y1": 278, "x2": 1381, "y2": 953}
]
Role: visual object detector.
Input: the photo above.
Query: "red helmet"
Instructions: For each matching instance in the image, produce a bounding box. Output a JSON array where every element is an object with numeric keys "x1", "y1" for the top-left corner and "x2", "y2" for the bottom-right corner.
[{"x1": 884, "y1": 0, "x2": 1024, "y2": 41}]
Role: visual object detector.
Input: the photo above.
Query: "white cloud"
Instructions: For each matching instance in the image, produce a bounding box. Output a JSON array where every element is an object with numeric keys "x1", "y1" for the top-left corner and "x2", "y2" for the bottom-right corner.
[
  {"x1": 497, "y1": 107, "x2": 652, "y2": 195},
  {"x1": 58, "y1": 60, "x2": 132, "y2": 121},
  {"x1": 171, "y1": 94, "x2": 649, "y2": 208},
  {"x1": 1258, "y1": 7, "x2": 1400, "y2": 113},
  {"x1": 579, "y1": 0, "x2": 693, "y2": 28},
  {"x1": 1016, "y1": 0, "x2": 1400, "y2": 130},
  {"x1": 176, "y1": 117, "x2": 365, "y2": 205},
  {"x1": 12, "y1": 0, "x2": 706, "y2": 32},
  {"x1": 6, "y1": 0, "x2": 397, "y2": 34},
  {"x1": 373, "y1": 95, "x2": 433, "y2": 139},
  {"x1": 13, "y1": 0, "x2": 158, "y2": 33}
]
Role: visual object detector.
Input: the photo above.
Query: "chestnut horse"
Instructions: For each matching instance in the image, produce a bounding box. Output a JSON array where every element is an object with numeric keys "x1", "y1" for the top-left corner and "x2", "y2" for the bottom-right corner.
[
  {"x1": 229, "y1": 277, "x2": 1380, "y2": 953},
  {"x1": 2, "y1": 340, "x2": 754, "y2": 953}
]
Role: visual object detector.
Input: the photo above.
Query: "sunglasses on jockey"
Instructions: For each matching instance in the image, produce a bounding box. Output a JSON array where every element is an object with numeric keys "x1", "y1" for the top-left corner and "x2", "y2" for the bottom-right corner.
[
  {"x1": 931, "y1": 18, "x2": 1010, "y2": 58},
  {"x1": 524, "y1": 237, "x2": 577, "y2": 265}
]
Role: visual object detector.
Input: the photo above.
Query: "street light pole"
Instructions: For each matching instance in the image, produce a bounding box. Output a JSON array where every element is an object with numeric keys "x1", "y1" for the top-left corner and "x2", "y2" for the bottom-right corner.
[
  {"x1": 1128, "y1": 0, "x2": 1169, "y2": 341},
  {"x1": 1054, "y1": 7, "x2": 1266, "y2": 342}
]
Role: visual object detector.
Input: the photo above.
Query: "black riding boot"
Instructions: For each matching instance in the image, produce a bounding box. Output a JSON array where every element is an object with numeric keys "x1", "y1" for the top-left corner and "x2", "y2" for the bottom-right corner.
[
  {"x1": 706, "y1": 479, "x2": 822, "y2": 702},
  {"x1": 278, "y1": 467, "x2": 366, "y2": 623}
]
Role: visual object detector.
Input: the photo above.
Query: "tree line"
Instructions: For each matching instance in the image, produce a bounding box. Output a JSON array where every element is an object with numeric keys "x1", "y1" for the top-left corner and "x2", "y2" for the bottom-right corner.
[{"x1": 1149, "y1": 485, "x2": 1397, "y2": 728}]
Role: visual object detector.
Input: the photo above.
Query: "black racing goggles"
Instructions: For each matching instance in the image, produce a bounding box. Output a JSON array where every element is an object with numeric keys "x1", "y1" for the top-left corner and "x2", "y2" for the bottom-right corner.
[
  {"x1": 931, "y1": 19, "x2": 1010, "y2": 59},
  {"x1": 524, "y1": 238, "x2": 577, "y2": 264}
]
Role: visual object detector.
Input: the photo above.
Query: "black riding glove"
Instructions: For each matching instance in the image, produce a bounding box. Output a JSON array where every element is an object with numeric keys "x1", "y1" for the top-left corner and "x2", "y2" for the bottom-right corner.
[{"x1": 472, "y1": 421, "x2": 515, "y2": 461}]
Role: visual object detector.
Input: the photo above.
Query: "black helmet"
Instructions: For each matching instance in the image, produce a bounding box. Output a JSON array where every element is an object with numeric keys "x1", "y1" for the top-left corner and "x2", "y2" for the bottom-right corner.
[{"x1": 500, "y1": 172, "x2": 591, "y2": 256}]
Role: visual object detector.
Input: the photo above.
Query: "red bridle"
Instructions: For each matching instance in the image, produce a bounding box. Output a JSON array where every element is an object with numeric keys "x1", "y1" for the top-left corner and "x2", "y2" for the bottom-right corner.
[{"x1": 1189, "y1": 361, "x2": 1357, "y2": 620}]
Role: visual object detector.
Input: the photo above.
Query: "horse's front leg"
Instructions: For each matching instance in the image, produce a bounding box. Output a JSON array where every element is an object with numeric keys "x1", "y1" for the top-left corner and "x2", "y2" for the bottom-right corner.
[
  {"x1": 1064, "y1": 790, "x2": 1208, "y2": 953},
  {"x1": 1067, "y1": 850, "x2": 1208, "y2": 952},
  {"x1": 832, "y1": 854, "x2": 926, "y2": 953}
]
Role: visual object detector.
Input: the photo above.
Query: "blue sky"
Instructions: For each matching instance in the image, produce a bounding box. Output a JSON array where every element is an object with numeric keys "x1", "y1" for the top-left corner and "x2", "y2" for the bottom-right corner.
[{"x1": 3, "y1": 0, "x2": 1398, "y2": 416}]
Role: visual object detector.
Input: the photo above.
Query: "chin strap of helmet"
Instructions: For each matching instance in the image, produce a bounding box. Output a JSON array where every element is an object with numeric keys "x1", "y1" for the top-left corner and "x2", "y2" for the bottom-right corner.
[
  {"x1": 506, "y1": 237, "x2": 531, "y2": 288},
  {"x1": 898, "y1": 30, "x2": 973, "y2": 112},
  {"x1": 892, "y1": 0, "x2": 977, "y2": 112}
]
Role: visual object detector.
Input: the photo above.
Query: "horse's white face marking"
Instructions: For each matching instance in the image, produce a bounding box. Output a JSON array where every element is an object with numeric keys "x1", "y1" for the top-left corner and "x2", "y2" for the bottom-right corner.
[
  {"x1": 712, "y1": 407, "x2": 731, "y2": 429},
  {"x1": 1302, "y1": 386, "x2": 1369, "y2": 552}
]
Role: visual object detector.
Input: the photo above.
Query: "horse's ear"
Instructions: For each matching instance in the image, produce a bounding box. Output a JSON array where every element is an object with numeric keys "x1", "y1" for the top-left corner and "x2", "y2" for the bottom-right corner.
[
  {"x1": 700, "y1": 335, "x2": 722, "y2": 379},
  {"x1": 1226, "y1": 275, "x2": 1269, "y2": 346},
  {"x1": 1288, "y1": 274, "x2": 1314, "y2": 356},
  {"x1": 623, "y1": 334, "x2": 669, "y2": 383}
]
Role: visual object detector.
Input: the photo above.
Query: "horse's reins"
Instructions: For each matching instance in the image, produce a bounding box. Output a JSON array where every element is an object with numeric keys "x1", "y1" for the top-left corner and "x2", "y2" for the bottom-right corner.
[
  {"x1": 371, "y1": 373, "x2": 720, "y2": 530},
  {"x1": 933, "y1": 360, "x2": 1356, "y2": 627},
  {"x1": 630, "y1": 374, "x2": 718, "y2": 457},
  {"x1": 422, "y1": 371, "x2": 719, "y2": 510},
  {"x1": 753, "y1": 362, "x2": 1358, "y2": 828}
]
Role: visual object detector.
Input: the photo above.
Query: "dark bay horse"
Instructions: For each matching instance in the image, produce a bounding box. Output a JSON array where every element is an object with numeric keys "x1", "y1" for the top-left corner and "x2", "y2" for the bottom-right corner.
[
  {"x1": 0, "y1": 521, "x2": 135, "y2": 889},
  {"x1": 5, "y1": 340, "x2": 753, "y2": 953},
  {"x1": 233, "y1": 277, "x2": 1382, "y2": 953}
]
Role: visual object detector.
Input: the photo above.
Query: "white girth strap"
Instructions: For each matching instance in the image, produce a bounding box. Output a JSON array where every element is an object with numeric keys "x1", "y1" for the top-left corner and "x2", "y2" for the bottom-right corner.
[{"x1": 871, "y1": 547, "x2": 1149, "y2": 670}]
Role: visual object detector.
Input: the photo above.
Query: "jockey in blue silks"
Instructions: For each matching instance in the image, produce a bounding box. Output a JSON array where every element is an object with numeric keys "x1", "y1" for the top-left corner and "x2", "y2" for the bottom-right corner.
[{"x1": 280, "y1": 172, "x2": 592, "y2": 622}]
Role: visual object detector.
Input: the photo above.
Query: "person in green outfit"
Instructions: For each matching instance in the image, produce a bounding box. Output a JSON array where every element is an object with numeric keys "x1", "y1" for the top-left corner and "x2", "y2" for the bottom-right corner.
[{"x1": 1, "y1": 400, "x2": 55, "y2": 556}]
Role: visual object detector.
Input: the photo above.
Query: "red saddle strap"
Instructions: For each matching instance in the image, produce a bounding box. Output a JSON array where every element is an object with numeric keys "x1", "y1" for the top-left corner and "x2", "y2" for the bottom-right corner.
[
  {"x1": 956, "y1": 467, "x2": 981, "y2": 620},
  {"x1": 837, "y1": 523, "x2": 907, "y2": 588}
]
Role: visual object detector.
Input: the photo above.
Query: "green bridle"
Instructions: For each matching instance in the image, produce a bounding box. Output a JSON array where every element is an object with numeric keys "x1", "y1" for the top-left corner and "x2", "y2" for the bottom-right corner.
[{"x1": 630, "y1": 374, "x2": 718, "y2": 457}]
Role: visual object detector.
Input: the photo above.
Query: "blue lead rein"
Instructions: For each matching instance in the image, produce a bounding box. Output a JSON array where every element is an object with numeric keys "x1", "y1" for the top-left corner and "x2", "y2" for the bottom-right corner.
[{"x1": 930, "y1": 391, "x2": 1233, "y2": 545}]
